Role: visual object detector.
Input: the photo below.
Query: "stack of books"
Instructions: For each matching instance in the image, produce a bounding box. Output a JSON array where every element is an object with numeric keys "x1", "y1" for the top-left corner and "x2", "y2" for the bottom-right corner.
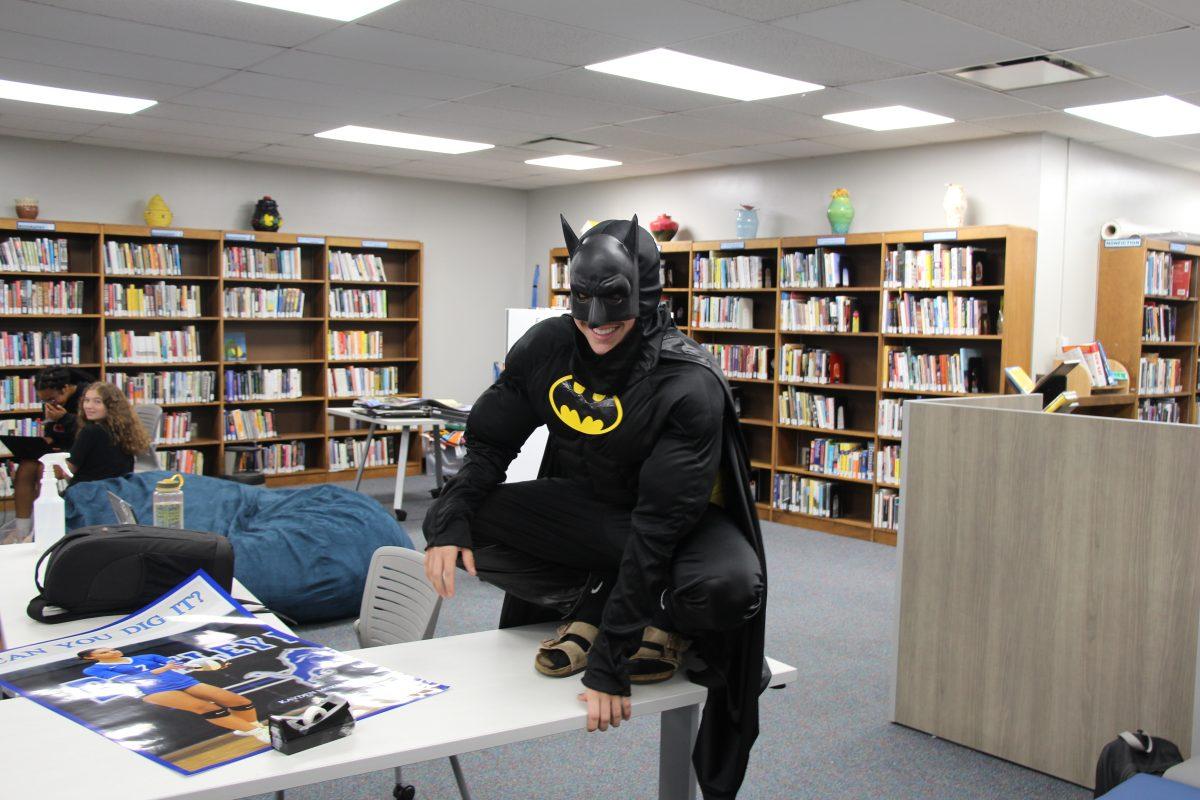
[
  {"x1": 873, "y1": 488, "x2": 899, "y2": 530},
  {"x1": 877, "y1": 399, "x2": 903, "y2": 436},
  {"x1": 1143, "y1": 302, "x2": 1178, "y2": 342},
  {"x1": 780, "y1": 293, "x2": 859, "y2": 332},
  {"x1": 327, "y1": 330, "x2": 384, "y2": 360},
  {"x1": 884, "y1": 346, "x2": 982, "y2": 393},
  {"x1": 1144, "y1": 252, "x2": 1192, "y2": 298},
  {"x1": 0, "y1": 331, "x2": 80, "y2": 366},
  {"x1": 801, "y1": 439, "x2": 874, "y2": 480},
  {"x1": 329, "y1": 287, "x2": 387, "y2": 319},
  {"x1": 691, "y1": 295, "x2": 754, "y2": 329},
  {"x1": 107, "y1": 371, "x2": 216, "y2": 404},
  {"x1": 778, "y1": 388, "x2": 844, "y2": 430},
  {"x1": 692, "y1": 253, "x2": 769, "y2": 289},
  {"x1": 701, "y1": 343, "x2": 770, "y2": 380},
  {"x1": 778, "y1": 344, "x2": 844, "y2": 384},
  {"x1": 157, "y1": 412, "x2": 194, "y2": 444},
  {"x1": 773, "y1": 474, "x2": 839, "y2": 518},
  {"x1": 234, "y1": 441, "x2": 307, "y2": 475},
  {"x1": 223, "y1": 246, "x2": 301, "y2": 279},
  {"x1": 1138, "y1": 398, "x2": 1181, "y2": 423},
  {"x1": 884, "y1": 243, "x2": 984, "y2": 288},
  {"x1": 327, "y1": 366, "x2": 400, "y2": 398},
  {"x1": 0, "y1": 418, "x2": 41, "y2": 436},
  {"x1": 1, "y1": 237, "x2": 70, "y2": 271},
  {"x1": 883, "y1": 292, "x2": 989, "y2": 335},
  {"x1": 104, "y1": 241, "x2": 182, "y2": 276},
  {"x1": 877, "y1": 445, "x2": 901, "y2": 486},
  {"x1": 328, "y1": 436, "x2": 395, "y2": 472},
  {"x1": 156, "y1": 449, "x2": 204, "y2": 474},
  {"x1": 329, "y1": 251, "x2": 386, "y2": 282},
  {"x1": 224, "y1": 367, "x2": 303, "y2": 401},
  {"x1": 1, "y1": 279, "x2": 84, "y2": 315},
  {"x1": 223, "y1": 408, "x2": 277, "y2": 441},
  {"x1": 780, "y1": 249, "x2": 847, "y2": 288},
  {"x1": 104, "y1": 282, "x2": 200, "y2": 318},
  {"x1": 0, "y1": 376, "x2": 38, "y2": 411},
  {"x1": 105, "y1": 327, "x2": 201, "y2": 364},
  {"x1": 1138, "y1": 355, "x2": 1182, "y2": 395},
  {"x1": 223, "y1": 286, "x2": 305, "y2": 318}
]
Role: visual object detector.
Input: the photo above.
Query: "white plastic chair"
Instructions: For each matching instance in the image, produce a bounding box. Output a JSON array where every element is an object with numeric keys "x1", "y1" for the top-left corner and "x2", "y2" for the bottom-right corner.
[{"x1": 132, "y1": 404, "x2": 162, "y2": 473}]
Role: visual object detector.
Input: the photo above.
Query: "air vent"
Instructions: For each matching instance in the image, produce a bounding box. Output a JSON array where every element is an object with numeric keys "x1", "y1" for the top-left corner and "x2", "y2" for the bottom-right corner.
[
  {"x1": 954, "y1": 56, "x2": 1101, "y2": 92},
  {"x1": 520, "y1": 137, "x2": 599, "y2": 154}
]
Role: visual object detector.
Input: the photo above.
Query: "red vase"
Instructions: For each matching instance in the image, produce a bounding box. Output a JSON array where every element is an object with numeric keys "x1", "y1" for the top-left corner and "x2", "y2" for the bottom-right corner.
[{"x1": 650, "y1": 213, "x2": 679, "y2": 242}]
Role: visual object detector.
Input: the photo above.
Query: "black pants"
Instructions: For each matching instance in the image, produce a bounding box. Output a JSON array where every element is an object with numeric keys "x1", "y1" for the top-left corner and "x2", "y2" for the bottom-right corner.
[{"x1": 466, "y1": 478, "x2": 763, "y2": 635}]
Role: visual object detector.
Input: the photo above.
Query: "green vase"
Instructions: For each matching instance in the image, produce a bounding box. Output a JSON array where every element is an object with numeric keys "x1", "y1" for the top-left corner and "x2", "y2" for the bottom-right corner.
[{"x1": 827, "y1": 195, "x2": 854, "y2": 234}]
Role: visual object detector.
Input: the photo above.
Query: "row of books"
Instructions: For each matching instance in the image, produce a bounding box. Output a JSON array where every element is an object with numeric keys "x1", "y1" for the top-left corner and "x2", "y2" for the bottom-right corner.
[
  {"x1": 882, "y1": 293, "x2": 990, "y2": 336},
  {"x1": 0, "y1": 331, "x2": 80, "y2": 366},
  {"x1": 550, "y1": 293, "x2": 569, "y2": 310},
  {"x1": 1138, "y1": 398, "x2": 1181, "y2": 423},
  {"x1": 702, "y1": 343, "x2": 771, "y2": 381},
  {"x1": 223, "y1": 408, "x2": 278, "y2": 441},
  {"x1": 104, "y1": 327, "x2": 201, "y2": 364},
  {"x1": 550, "y1": 261, "x2": 570, "y2": 290},
  {"x1": 884, "y1": 244, "x2": 986, "y2": 289},
  {"x1": 329, "y1": 252, "x2": 387, "y2": 283},
  {"x1": 0, "y1": 461, "x2": 18, "y2": 498},
  {"x1": 1061, "y1": 342, "x2": 1119, "y2": 388},
  {"x1": 156, "y1": 449, "x2": 204, "y2": 474},
  {"x1": 233, "y1": 441, "x2": 308, "y2": 475},
  {"x1": 0, "y1": 417, "x2": 40, "y2": 436},
  {"x1": 780, "y1": 249, "x2": 849, "y2": 289},
  {"x1": 1145, "y1": 252, "x2": 1191, "y2": 299},
  {"x1": 223, "y1": 286, "x2": 305, "y2": 318},
  {"x1": 1, "y1": 237, "x2": 70, "y2": 272},
  {"x1": 223, "y1": 246, "x2": 302, "y2": 280},
  {"x1": 1, "y1": 279, "x2": 84, "y2": 315},
  {"x1": 327, "y1": 366, "x2": 401, "y2": 398},
  {"x1": 800, "y1": 439, "x2": 874, "y2": 481},
  {"x1": 329, "y1": 287, "x2": 387, "y2": 319},
  {"x1": 878, "y1": 398, "x2": 903, "y2": 436},
  {"x1": 773, "y1": 475, "x2": 840, "y2": 518},
  {"x1": 692, "y1": 254, "x2": 770, "y2": 289},
  {"x1": 224, "y1": 367, "x2": 303, "y2": 401},
  {"x1": 157, "y1": 412, "x2": 195, "y2": 444},
  {"x1": 1143, "y1": 302, "x2": 1179, "y2": 342},
  {"x1": 778, "y1": 344, "x2": 845, "y2": 384},
  {"x1": 778, "y1": 388, "x2": 844, "y2": 430},
  {"x1": 104, "y1": 282, "x2": 200, "y2": 318},
  {"x1": 780, "y1": 294, "x2": 860, "y2": 333},
  {"x1": 104, "y1": 241, "x2": 182, "y2": 276},
  {"x1": 0, "y1": 375, "x2": 38, "y2": 411},
  {"x1": 884, "y1": 346, "x2": 983, "y2": 393},
  {"x1": 328, "y1": 436, "x2": 396, "y2": 472},
  {"x1": 108, "y1": 370, "x2": 216, "y2": 404},
  {"x1": 877, "y1": 444, "x2": 901, "y2": 486},
  {"x1": 691, "y1": 296, "x2": 754, "y2": 329},
  {"x1": 1138, "y1": 355, "x2": 1182, "y2": 396},
  {"x1": 327, "y1": 330, "x2": 385, "y2": 361},
  {"x1": 874, "y1": 488, "x2": 899, "y2": 530}
]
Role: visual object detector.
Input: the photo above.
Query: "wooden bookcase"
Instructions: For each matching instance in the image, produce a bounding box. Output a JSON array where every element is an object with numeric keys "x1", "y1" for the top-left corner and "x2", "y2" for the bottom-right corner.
[
  {"x1": 1095, "y1": 237, "x2": 1200, "y2": 424},
  {"x1": 0, "y1": 218, "x2": 423, "y2": 506},
  {"x1": 548, "y1": 224, "x2": 1036, "y2": 546}
]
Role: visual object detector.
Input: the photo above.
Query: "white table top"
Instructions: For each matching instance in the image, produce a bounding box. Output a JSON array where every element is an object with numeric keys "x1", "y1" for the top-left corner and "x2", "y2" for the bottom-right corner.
[{"x1": 326, "y1": 407, "x2": 446, "y2": 428}]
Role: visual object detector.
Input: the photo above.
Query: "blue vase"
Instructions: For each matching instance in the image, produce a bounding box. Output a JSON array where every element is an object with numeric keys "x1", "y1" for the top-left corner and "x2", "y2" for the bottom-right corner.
[{"x1": 735, "y1": 206, "x2": 758, "y2": 239}]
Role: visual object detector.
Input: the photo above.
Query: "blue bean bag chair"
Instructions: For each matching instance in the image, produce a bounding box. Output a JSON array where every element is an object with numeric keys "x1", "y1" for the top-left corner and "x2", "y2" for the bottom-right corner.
[{"x1": 64, "y1": 471, "x2": 414, "y2": 623}]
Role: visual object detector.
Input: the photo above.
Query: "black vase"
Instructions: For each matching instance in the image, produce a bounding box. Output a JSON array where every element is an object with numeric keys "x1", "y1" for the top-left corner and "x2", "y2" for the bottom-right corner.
[{"x1": 251, "y1": 196, "x2": 282, "y2": 232}]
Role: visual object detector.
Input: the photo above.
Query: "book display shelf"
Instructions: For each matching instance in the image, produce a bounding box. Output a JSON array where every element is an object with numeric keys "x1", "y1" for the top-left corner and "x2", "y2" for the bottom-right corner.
[
  {"x1": 0, "y1": 217, "x2": 422, "y2": 506},
  {"x1": 1095, "y1": 237, "x2": 1200, "y2": 424},
  {"x1": 548, "y1": 225, "x2": 1036, "y2": 546}
]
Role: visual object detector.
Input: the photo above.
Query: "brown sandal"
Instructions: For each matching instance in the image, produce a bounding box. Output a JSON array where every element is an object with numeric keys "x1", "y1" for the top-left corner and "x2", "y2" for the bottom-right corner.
[
  {"x1": 535, "y1": 621, "x2": 598, "y2": 678},
  {"x1": 628, "y1": 627, "x2": 689, "y2": 684}
]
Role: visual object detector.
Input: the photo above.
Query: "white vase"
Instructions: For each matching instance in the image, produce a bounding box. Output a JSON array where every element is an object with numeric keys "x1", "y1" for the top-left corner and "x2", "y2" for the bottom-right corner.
[{"x1": 943, "y1": 183, "x2": 967, "y2": 228}]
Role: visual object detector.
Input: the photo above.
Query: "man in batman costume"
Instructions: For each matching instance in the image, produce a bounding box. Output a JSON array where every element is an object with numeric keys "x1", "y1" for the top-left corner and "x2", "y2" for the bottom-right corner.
[{"x1": 423, "y1": 215, "x2": 768, "y2": 799}]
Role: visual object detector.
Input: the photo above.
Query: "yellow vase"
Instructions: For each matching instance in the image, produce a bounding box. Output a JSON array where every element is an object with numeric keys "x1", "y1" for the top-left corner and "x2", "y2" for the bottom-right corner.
[{"x1": 144, "y1": 194, "x2": 173, "y2": 227}]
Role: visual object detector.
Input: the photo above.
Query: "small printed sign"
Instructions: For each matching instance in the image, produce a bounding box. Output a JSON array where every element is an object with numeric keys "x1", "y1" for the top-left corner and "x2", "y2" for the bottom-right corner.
[
  {"x1": 1171, "y1": 242, "x2": 1187, "y2": 253},
  {"x1": 923, "y1": 230, "x2": 958, "y2": 242},
  {"x1": 1103, "y1": 237, "x2": 1142, "y2": 249},
  {"x1": 297, "y1": 236, "x2": 325, "y2": 245},
  {"x1": 361, "y1": 240, "x2": 388, "y2": 248},
  {"x1": 150, "y1": 228, "x2": 184, "y2": 238},
  {"x1": 816, "y1": 236, "x2": 846, "y2": 246},
  {"x1": 719, "y1": 241, "x2": 746, "y2": 250},
  {"x1": 225, "y1": 232, "x2": 256, "y2": 242},
  {"x1": 15, "y1": 221, "x2": 54, "y2": 231}
]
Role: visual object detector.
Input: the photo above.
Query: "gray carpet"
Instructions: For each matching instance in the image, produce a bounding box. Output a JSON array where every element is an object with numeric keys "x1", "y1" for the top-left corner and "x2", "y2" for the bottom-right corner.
[{"x1": 247, "y1": 474, "x2": 1090, "y2": 800}]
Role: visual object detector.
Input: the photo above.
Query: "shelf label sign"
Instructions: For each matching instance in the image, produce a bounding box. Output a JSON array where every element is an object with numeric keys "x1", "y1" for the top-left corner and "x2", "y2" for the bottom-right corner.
[
  {"x1": 923, "y1": 230, "x2": 958, "y2": 242},
  {"x1": 225, "y1": 232, "x2": 256, "y2": 242},
  {"x1": 816, "y1": 236, "x2": 846, "y2": 246},
  {"x1": 297, "y1": 236, "x2": 325, "y2": 245},
  {"x1": 1103, "y1": 237, "x2": 1141, "y2": 249},
  {"x1": 719, "y1": 241, "x2": 746, "y2": 250},
  {"x1": 16, "y1": 221, "x2": 54, "y2": 231},
  {"x1": 361, "y1": 240, "x2": 388, "y2": 248},
  {"x1": 151, "y1": 228, "x2": 184, "y2": 238},
  {"x1": 1171, "y1": 242, "x2": 1187, "y2": 253}
]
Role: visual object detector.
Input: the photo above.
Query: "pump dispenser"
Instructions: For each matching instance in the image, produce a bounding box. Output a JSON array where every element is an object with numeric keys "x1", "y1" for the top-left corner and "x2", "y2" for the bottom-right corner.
[{"x1": 34, "y1": 452, "x2": 72, "y2": 552}]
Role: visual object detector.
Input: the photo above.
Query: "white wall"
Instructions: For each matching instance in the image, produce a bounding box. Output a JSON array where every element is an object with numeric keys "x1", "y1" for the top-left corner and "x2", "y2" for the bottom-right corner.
[{"x1": 0, "y1": 136, "x2": 528, "y2": 401}]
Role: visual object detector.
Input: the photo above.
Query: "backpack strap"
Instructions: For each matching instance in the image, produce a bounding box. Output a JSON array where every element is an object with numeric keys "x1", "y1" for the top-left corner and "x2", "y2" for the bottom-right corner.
[
  {"x1": 1119, "y1": 730, "x2": 1153, "y2": 753},
  {"x1": 32, "y1": 531, "x2": 85, "y2": 594}
]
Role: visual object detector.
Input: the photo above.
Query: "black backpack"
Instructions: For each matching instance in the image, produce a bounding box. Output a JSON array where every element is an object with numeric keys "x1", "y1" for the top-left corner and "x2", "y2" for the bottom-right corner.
[
  {"x1": 1094, "y1": 730, "x2": 1184, "y2": 797},
  {"x1": 28, "y1": 524, "x2": 235, "y2": 623}
]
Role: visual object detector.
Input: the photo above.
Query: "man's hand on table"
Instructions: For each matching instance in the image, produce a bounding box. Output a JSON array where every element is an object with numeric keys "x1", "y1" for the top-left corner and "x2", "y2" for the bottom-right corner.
[
  {"x1": 424, "y1": 545, "x2": 475, "y2": 598},
  {"x1": 578, "y1": 687, "x2": 631, "y2": 732}
]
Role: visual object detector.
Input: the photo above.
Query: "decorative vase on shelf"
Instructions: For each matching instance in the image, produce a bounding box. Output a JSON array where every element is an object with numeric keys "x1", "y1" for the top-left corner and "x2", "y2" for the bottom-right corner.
[
  {"x1": 14, "y1": 197, "x2": 38, "y2": 220},
  {"x1": 943, "y1": 183, "x2": 967, "y2": 228},
  {"x1": 650, "y1": 213, "x2": 679, "y2": 242},
  {"x1": 143, "y1": 194, "x2": 173, "y2": 227},
  {"x1": 827, "y1": 188, "x2": 854, "y2": 234},
  {"x1": 251, "y1": 196, "x2": 282, "y2": 232},
  {"x1": 735, "y1": 205, "x2": 758, "y2": 239}
]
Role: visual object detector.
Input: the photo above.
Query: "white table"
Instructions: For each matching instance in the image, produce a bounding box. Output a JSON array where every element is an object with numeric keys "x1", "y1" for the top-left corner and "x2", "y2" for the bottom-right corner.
[{"x1": 326, "y1": 408, "x2": 448, "y2": 521}]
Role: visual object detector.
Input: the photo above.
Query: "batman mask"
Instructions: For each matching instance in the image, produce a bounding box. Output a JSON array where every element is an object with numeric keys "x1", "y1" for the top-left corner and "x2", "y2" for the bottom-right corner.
[{"x1": 561, "y1": 214, "x2": 644, "y2": 327}]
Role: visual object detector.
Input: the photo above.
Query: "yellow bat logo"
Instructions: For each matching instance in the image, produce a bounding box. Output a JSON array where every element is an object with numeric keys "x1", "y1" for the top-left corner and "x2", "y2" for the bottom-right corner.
[{"x1": 548, "y1": 374, "x2": 623, "y2": 435}]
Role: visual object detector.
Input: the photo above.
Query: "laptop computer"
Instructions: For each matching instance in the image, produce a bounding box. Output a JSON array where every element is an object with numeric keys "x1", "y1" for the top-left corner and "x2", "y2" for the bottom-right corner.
[{"x1": 0, "y1": 435, "x2": 55, "y2": 461}]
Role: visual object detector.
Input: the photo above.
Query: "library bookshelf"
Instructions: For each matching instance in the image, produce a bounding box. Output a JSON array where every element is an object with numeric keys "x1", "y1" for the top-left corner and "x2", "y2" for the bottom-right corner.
[
  {"x1": 0, "y1": 217, "x2": 423, "y2": 507},
  {"x1": 549, "y1": 225, "x2": 1036, "y2": 546},
  {"x1": 1095, "y1": 236, "x2": 1200, "y2": 424}
]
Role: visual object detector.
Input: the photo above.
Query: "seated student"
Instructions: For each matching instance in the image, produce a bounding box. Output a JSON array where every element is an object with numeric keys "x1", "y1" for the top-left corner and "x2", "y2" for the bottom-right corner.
[
  {"x1": 60, "y1": 382, "x2": 149, "y2": 486},
  {"x1": 0, "y1": 366, "x2": 94, "y2": 544}
]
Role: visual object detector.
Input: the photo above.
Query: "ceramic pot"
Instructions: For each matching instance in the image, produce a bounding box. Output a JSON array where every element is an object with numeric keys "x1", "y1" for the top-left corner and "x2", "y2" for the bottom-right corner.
[
  {"x1": 143, "y1": 194, "x2": 173, "y2": 227},
  {"x1": 252, "y1": 196, "x2": 282, "y2": 232},
  {"x1": 14, "y1": 197, "x2": 37, "y2": 220},
  {"x1": 650, "y1": 213, "x2": 679, "y2": 242},
  {"x1": 827, "y1": 189, "x2": 854, "y2": 234},
  {"x1": 943, "y1": 183, "x2": 967, "y2": 228},
  {"x1": 735, "y1": 205, "x2": 758, "y2": 239}
]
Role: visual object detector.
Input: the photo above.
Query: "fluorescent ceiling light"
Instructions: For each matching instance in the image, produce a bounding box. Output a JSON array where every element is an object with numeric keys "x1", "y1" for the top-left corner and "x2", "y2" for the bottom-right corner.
[
  {"x1": 525, "y1": 155, "x2": 622, "y2": 170},
  {"x1": 1064, "y1": 95, "x2": 1200, "y2": 137},
  {"x1": 586, "y1": 48, "x2": 822, "y2": 101},
  {"x1": 227, "y1": 0, "x2": 400, "y2": 21},
  {"x1": 824, "y1": 105, "x2": 954, "y2": 131},
  {"x1": 314, "y1": 125, "x2": 493, "y2": 154},
  {"x1": 0, "y1": 78, "x2": 155, "y2": 114}
]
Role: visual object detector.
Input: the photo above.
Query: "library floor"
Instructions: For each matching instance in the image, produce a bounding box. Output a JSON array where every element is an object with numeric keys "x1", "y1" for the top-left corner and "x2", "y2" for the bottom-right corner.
[{"x1": 247, "y1": 474, "x2": 1090, "y2": 800}]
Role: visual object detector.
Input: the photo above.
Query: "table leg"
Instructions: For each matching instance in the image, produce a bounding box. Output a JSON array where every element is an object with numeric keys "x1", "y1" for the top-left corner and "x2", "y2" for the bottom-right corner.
[
  {"x1": 393, "y1": 429, "x2": 411, "y2": 519},
  {"x1": 433, "y1": 427, "x2": 445, "y2": 492},
  {"x1": 658, "y1": 703, "x2": 699, "y2": 800},
  {"x1": 352, "y1": 422, "x2": 378, "y2": 492}
]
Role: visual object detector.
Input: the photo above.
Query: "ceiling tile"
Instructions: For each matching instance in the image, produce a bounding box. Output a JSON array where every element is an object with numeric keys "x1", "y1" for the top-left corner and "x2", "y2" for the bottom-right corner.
[
  {"x1": 0, "y1": 98, "x2": 138, "y2": 124},
  {"x1": 75, "y1": 130, "x2": 252, "y2": 157},
  {"x1": 374, "y1": 116, "x2": 535, "y2": 147},
  {"x1": 777, "y1": 0, "x2": 1040, "y2": 71},
  {"x1": 761, "y1": 86, "x2": 877, "y2": 116},
  {"x1": 684, "y1": 0, "x2": 853, "y2": 22},
  {"x1": 903, "y1": 0, "x2": 1184, "y2": 51},
  {"x1": 0, "y1": 56, "x2": 192, "y2": 102},
  {"x1": 1138, "y1": 0, "x2": 1200, "y2": 25},
  {"x1": 33, "y1": 0, "x2": 340, "y2": 47},
  {"x1": 360, "y1": 0, "x2": 642, "y2": 65},
  {"x1": 97, "y1": 116, "x2": 302, "y2": 146},
  {"x1": 249, "y1": 51, "x2": 496, "y2": 103},
  {"x1": 681, "y1": 103, "x2": 845, "y2": 137},
  {"x1": 0, "y1": 113, "x2": 104, "y2": 136},
  {"x1": 810, "y1": 129, "x2": 927, "y2": 150},
  {"x1": 0, "y1": 0, "x2": 282, "y2": 69},
  {"x1": 564, "y1": 124, "x2": 718, "y2": 154},
  {"x1": 376, "y1": 159, "x2": 536, "y2": 180},
  {"x1": 621, "y1": 113, "x2": 791, "y2": 146},
  {"x1": 229, "y1": 151, "x2": 388, "y2": 173},
  {"x1": 140, "y1": 103, "x2": 329, "y2": 135},
  {"x1": 202, "y1": 72, "x2": 435, "y2": 115},
  {"x1": 845, "y1": 73, "x2": 1045, "y2": 119},
  {"x1": 1068, "y1": 29, "x2": 1200, "y2": 96},
  {"x1": 406, "y1": 101, "x2": 588, "y2": 137},
  {"x1": 985, "y1": 111, "x2": 1137, "y2": 142},
  {"x1": 519, "y1": 68, "x2": 739, "y2": 113},
  {"x1": 0, "y1": 127, "x2": 74, "y2": 142},
  {"x1": 452, "y1": 87, "x2": 661, "y2": 126},
  {"x1": 468, "y1": 0, "x2": 749, "y2": 44},
  {"x1": 754, "y1": 138, "x2": 849, "y2": 157},
  {"x1": 690, "y1": 146, "x2": 793, "y2": 165},
  {"x1": 1005, "y1": 76, "x2": 1151, "y2": 109},
  {"x1": 678, "y1": 23, "x2": 916, "y2": 86},
  {"x1": 165, "y1": 90, "x2": 394, "y2": 126},
  {"x1": 235, "y1": 143, "x2": 401, "y2": 169},
  {"x1": 902, "y1": 120, "x2": 1006, "y2": 143}
]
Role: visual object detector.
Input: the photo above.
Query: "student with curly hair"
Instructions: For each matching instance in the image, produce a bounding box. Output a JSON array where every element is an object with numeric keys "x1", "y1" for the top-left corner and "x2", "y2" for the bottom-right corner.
[{"x1": 62, "y1": 382, "x2": 150, "y2": 485}]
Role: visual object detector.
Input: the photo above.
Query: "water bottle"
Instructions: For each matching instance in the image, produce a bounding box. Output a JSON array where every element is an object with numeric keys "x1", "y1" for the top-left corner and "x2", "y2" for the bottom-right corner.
[{"x1": 152, "y1": 473, "x2": 185, "y2": 529}]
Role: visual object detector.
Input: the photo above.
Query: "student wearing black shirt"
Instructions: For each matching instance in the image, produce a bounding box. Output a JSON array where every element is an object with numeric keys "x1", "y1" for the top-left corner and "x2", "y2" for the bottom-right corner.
[
  {"x1": 61, "y1": 383, "x2": 149, "y2": 486},
  {"x1": 1, "y1": 366, "x2": 94, "y2": 543}
]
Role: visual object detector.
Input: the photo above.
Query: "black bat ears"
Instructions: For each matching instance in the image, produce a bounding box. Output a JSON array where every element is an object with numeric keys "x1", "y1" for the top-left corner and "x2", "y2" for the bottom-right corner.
[
  {"x1": 623, "y1": 214, "x2": 638, "y2": 262},
  {"x1": 560, "y1": 214, "x2": 580, "y2": 257}
]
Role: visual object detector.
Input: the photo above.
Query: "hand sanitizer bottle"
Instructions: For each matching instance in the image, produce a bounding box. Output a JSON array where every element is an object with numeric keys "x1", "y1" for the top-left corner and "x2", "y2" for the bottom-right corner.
[{"x1": 34, "y1": 452, "x2": 72, "y2": 552}]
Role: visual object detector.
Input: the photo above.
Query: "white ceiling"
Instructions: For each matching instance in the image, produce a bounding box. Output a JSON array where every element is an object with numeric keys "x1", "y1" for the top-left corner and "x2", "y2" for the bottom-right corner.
[{"x1": 1, "y1": 0, "x2": 1199, "y2": 188}]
